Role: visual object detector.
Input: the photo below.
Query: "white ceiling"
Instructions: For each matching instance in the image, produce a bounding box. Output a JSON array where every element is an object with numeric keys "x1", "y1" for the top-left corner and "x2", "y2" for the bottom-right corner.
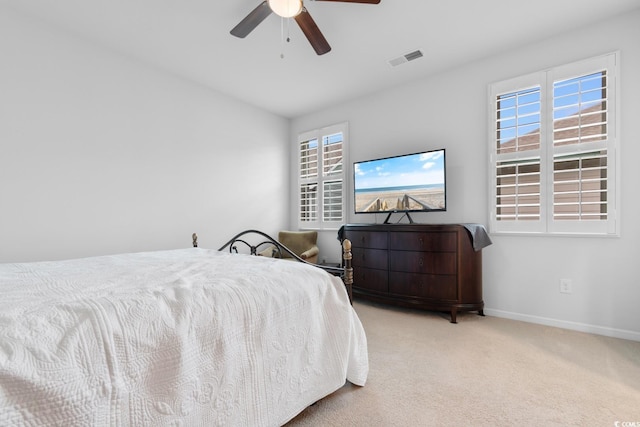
[{"x1": 5, "y1": 0, "x2": 640, "y2": 118}]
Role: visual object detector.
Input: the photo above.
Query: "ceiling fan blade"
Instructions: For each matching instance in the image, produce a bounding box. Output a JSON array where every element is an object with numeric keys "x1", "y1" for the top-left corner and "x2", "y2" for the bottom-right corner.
[
  {"x1": 230, "y1": 1, "x2": 272, "y2": 38},
  {"x1": 312, "y1": 0, "x2": 381, "y2": 3},
  {"x1": 294, "y1": 8, "x2": 331, "y2": 55}
]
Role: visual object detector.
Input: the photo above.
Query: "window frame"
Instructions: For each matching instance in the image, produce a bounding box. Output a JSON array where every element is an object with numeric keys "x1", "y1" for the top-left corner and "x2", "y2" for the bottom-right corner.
[
  {"x1": 488, "y1": 52, "x2": 619, "y2": 237},
  {"x1": 297, "y1": 122, "x2": 348, "y2": 231}
]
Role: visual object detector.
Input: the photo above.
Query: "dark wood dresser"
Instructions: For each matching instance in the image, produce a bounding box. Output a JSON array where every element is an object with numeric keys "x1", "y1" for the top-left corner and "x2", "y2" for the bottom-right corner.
[{"x1": 341, "y1": 223, "x2": 484, "y2": 323}]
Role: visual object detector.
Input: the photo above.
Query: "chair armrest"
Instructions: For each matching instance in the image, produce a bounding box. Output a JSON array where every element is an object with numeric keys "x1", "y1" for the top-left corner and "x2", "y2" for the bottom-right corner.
[{"x1": 300, "y1": 245, "x2": 319, "y2": 260}]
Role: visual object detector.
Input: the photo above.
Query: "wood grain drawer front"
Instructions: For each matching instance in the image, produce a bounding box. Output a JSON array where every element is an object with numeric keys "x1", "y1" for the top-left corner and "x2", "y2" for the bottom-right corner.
[
  {"x1": 389, "y1": 231, "x2": 457, "y2": 252},
  {"x1": 389, "y1": 271, "x2": 457, "y2": 300},
  {"x1": 354, "y1": 267, "x2": 388, "y2": 293},
  {"x1": 389, "y1": 250, "x2": 456, "y2": 275},
  {"x1": 352, "y1": 248, "x2": 388, "y2": 270},
  {"x1": 345, "y1": 231, "x2": 388, "y2": 249}
]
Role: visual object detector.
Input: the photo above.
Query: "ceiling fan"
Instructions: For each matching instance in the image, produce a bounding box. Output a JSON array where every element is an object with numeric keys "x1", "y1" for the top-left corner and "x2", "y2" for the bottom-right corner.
[{"x1": 230, "y1": 0, "x2": 381, "y2": 56}]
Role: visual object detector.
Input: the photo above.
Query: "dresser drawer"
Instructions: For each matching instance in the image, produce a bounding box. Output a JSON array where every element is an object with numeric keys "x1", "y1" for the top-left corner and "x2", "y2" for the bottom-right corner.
[
  {"x1": 344, "y1": 231, "x2": 388, "y2": 249},
  {"x1": 389, "y1": 250, "x2": 456, "y2": 275},
  {"x1": 389, "y1": 231, "x2": 457, "y2": 252},
  {"x1": 351, "y1": 248, "x2": 388, "y2": 270},
  {"x1": 353, "y1": 267, "x2": 388, "y2": 293},
  {"x1": 389, "y1": 271, "x2": 457, "y2": 300}
]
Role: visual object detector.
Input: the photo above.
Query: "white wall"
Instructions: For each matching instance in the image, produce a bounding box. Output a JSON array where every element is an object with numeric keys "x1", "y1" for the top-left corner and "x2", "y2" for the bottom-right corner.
[
  {"x1": 0, "y1": 7, "x2": 290, "y2": 262},
  {"x1": 291, "y1": 10, "x2": 640, "y2": 340}
]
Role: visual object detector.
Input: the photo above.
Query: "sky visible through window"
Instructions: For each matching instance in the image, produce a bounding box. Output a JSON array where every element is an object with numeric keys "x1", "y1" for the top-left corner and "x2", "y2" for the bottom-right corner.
[
  {"x1": 554, "y1": 72, "x2": 605, "y2": 120},
  {"x1": 498, "y1": 71, "x2": 605, "y2": 144},
  {"x1": 324, "y1": 133, "x2": 342, "y2": 145},
  {"x1": 304, "y1": 133, "x2": 343, "y2": 149}
]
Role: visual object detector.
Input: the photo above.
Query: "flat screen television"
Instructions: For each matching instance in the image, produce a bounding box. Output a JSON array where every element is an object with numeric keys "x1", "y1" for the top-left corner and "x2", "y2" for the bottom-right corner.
[{"x1": 353, "y1": 148, "x2": 446, "y2": 222}]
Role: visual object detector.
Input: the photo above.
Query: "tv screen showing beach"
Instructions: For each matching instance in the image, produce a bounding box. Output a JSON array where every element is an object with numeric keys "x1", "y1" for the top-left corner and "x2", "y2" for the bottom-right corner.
[{"x1": 354, "y1": 149, "x2": 446, "y2": 213}]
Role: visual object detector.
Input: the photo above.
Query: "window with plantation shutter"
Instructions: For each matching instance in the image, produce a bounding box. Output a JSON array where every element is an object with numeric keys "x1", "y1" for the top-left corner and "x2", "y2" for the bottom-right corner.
[
  {"x1": 298, "y1": 123, "x2": 348, "y2": 230},
  {"x1": 489, "y1": 53, "x2": 618, "y2": 236}
]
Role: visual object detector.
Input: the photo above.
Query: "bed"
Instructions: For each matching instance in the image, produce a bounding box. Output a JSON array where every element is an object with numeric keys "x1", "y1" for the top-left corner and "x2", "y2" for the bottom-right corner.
[{"x1": 0, "y1": 231, "x2": 368, "y2": 426}]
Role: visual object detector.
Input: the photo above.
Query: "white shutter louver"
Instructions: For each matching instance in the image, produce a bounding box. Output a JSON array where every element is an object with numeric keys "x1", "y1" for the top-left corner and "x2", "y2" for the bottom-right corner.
[
  {"x1": 299, "y1": 138, "x2": 318, "y2": 223},
  {"x1": 496, "y1": 158, "x2": 541, "y2": 221},
  {"x1": 299, "y1": 183, "x2": 317, "y2": 222},
  {"x1": 552, "y1": 71, "x2": 608, "y2": 222},
  {"x1": 300, "y1": 139, "x2": 318, "y2": 180},
  {"x1": 323, "y1": 180, "x2": 343, "y2": 221},
  {"x1": 495, "y1": 86, "x2": 542, "y2": 222},
  {"x1": 553, "y1": 151, "x2": 607, "y2": 220},
  {"x1": 322, "y1": 133, "x2": 343, "y2": 223}
]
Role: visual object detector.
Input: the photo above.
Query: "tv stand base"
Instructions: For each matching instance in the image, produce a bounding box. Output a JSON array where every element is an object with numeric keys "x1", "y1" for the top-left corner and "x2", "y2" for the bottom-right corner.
[{"x1": 383, "y1": 212, "x2": 414, "y2": 224}]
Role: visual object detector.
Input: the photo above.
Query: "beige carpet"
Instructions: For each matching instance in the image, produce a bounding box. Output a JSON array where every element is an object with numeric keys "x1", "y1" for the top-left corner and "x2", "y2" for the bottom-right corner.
[{"x1": 287, "y1": 301, "x2": 640, "y2": 426}]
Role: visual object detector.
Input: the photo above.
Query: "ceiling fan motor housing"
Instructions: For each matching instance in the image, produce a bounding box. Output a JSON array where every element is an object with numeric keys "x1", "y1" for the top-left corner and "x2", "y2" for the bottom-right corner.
[{"x1": 268, "y1": 0, "x2": 303, "y2": 18}]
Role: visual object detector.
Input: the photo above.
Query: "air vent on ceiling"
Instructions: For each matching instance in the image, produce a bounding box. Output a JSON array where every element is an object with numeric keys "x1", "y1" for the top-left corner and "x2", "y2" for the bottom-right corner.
[{"x1": 388, "y1": 49, "x2": 424, "y2": 67}]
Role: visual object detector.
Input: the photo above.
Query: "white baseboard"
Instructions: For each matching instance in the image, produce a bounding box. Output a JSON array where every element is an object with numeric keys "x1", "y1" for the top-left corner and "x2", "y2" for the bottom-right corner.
[{"x1": 484, "y1": 308, "x2": 640, "y2": 342}]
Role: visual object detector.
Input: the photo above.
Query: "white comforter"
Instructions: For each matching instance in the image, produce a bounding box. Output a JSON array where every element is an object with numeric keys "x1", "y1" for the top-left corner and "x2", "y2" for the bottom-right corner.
[{"x1": 0, "y1": 248, "x2": 368, "y2": 426}]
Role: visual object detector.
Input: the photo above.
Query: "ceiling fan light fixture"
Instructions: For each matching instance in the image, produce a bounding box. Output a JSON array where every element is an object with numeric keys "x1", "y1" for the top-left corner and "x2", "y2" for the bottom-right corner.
[{"x1": 268, "y1": 0, "x2": 303, "y2": 18}]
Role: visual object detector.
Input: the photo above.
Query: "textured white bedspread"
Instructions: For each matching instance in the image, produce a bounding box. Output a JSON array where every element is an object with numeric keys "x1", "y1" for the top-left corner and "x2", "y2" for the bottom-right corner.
[{"x1": 0, "y1": 248, "x2": 368, "y2": 426}]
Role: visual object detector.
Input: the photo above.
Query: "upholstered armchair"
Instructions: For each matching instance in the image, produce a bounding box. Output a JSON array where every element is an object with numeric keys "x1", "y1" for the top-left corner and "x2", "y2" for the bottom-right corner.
[
  {"x1": 279, "y1": 231, "x2": 319, "y2": 263},
  {"x1": 262, "y1": 231, "x2": 319, "y2": 264}
]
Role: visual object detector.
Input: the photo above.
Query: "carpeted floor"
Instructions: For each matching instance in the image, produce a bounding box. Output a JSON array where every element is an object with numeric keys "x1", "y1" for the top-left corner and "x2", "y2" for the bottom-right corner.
[{"x1": 287, "y1": 300, "x2": 640, "y2": 426}]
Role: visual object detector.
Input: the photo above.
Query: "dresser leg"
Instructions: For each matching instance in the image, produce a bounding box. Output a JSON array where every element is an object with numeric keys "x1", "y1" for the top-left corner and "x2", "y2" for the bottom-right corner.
[{"x1": 450, "y1": 309, "x2": 458, "y2": 324}]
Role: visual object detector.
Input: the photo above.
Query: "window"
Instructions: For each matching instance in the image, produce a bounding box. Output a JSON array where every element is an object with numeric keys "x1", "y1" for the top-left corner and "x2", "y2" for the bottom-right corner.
[
  {"x1": 489, "y1": 53, "x2": 618, "y2": 236},
  {"x1": 298, "y1": 122, "x2": 348, "y2": 230}
]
